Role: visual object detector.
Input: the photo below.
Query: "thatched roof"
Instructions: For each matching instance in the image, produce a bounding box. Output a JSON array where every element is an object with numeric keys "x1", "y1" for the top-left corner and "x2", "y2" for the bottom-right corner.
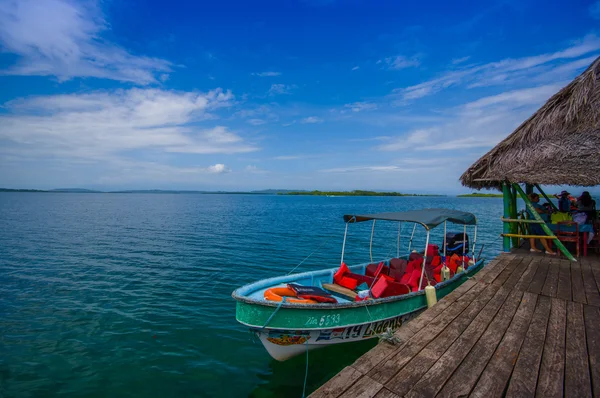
[{"x1": 460, "y1": 56, "x2": 600, "y2": 189}]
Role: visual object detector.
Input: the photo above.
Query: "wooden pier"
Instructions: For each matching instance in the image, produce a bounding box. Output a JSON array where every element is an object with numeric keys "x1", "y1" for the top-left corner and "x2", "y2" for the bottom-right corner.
[{"x1": 310, "y1": 252, "x2": 600, "y2": 397}]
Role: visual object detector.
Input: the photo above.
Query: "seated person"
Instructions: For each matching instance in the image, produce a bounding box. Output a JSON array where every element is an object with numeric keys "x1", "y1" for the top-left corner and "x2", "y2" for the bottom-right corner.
[
  {"x1": 577, "y1": 191, "x2": 597, "y2": 221},
  {"x1": 528, "y1": 193, "x2": 556, "y2": 255}
]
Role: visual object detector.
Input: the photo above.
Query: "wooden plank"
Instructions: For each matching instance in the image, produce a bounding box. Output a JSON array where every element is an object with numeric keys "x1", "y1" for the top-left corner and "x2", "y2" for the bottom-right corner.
[
  {"x1": 584, "y1": 305, "x2": 600, "y2": 398},
  {"x1": 366, "y1": 282, "x2": 488, "y2": 384},
  {"x1": 352, "y1": 279, "x2": 479, "y2": 374},
  {"x1": 478, "y1": 255, "x2": 514, "y2": 285},
  {"x1": 570, "y1": 260, "x2": 587, "y2": 304},
  {"x1": 503, "y1": 255, "x2": 533, "y2": 289},
  {"x1": 506, "y1": 295, "x2": 552, "y2": 398},
  {"x1": 536, "y1": 298, "x2": 566, "y2": 398},
  {"x1": 580, "y1": 258, "x2": 600, "y2": 307},
  {"x1": 492, "y1": 257, "x2": 524, "y2": 287},
  {"x1": 542, "y1": 258, "x2": 560, "y2": 298},
  {"x1": 436, "y1": 288, "x2": 524, "y2": 398},
  {"x1": 372, "y1": 388, "x2": 400, "y2": 398},
  {"x1": 528, "y1": 259, "x2": 550, "y2": 295},
  {"x1": 514, "y1": 256, "x2": 541, "y2": 291},
  {"x1": 338, "y1": 375, "x2": 383, "y2": 398},
  {"x1": 384, "y1": 283, "x2": 501, "y2": 396},
  {"x1": 564, "y1": 301, "x2": 592, "y2": 398},
  {"x1": 404, "y1": 286, "x2": 513, "y2": 398},
  {"x1": 474, "y1": 254, "x2": 514, "y2": 281},
  {"x1": 322, "y1": 283, "x2": 358, "y2": 299},
  {"x1": 470, "y1": 292, "x2": 539, "y2": 398},
  {"x1": 556, "y1": 259, "x2": 572, "y2": 302},
  {"x1": 309, "y1": 366, "x2": 363, "y2": 398}
]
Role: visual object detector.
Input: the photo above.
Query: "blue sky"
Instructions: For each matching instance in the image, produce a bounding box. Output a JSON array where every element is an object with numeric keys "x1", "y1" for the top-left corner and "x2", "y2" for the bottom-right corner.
[{"x1": 0, "y1": 0, "x2": 599, "y2": 193}]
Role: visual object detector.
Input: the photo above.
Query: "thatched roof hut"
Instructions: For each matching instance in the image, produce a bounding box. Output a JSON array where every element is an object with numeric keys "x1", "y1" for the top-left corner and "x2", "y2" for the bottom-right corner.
[{"x1": 460, "y1": 56, "x2": 600, "y2": 189}]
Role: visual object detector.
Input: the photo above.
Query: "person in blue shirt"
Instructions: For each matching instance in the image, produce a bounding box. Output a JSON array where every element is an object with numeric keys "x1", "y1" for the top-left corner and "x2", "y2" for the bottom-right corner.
[
  {"x1": 527, "y1": 193, "x2": 556, "y2": 255},
  {"x1": 554, "y1": 190, "x2": 573, "y2": 213}
]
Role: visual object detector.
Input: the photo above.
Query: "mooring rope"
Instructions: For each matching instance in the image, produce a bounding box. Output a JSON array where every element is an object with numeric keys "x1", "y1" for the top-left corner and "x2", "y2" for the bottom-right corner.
[
  {"x1": 301, "y1": 339, "x2": 309, "y2": 398},
  {"x1": 287, "y1": 235, "x2": 335, "y2": 275},
  {"x1": 261, "y1": 297, "x2": 286, "y2": 329}
]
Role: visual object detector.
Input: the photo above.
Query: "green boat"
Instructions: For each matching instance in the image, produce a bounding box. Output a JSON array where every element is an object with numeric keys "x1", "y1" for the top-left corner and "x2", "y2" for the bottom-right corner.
[{"x1": 232, "y1": 208, "x2": 485, "y2": 361}]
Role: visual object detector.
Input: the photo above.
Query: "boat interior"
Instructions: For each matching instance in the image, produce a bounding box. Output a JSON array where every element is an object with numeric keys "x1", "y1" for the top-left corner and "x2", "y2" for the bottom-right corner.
[{"x1": 235, "y1": 243, "x2": 477, "y2": 306}]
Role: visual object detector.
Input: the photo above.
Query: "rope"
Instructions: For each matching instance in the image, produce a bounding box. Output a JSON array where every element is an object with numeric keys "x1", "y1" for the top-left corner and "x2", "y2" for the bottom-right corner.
[
  {"x1": 262, "y1": 297, "x2": 286, "y2": 329},
  {"x1": 301, "y1": 339, "x2": 309, "y2": 398},
  {"x1": 287, "y1": 235, "x2": 334, "y2": 275}
]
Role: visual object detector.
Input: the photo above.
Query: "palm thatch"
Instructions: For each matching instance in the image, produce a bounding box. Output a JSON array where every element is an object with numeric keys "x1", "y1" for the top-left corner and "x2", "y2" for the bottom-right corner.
[{"x1": 461, "y1": 56, "x2": 600, "y2": 189}]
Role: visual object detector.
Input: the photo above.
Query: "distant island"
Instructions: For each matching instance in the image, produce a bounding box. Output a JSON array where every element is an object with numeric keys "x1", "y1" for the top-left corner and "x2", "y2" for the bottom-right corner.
[
  {"x1": 282, "y1": 190, "x2": 443, "y2": 197},
  {"x1": 457, "y1": 192, "x2": 503, "y2": 198}
]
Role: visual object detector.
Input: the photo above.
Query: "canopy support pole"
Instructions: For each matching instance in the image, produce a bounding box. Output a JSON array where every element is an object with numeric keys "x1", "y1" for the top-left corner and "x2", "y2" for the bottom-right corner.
[
  {"x1": 462, "y1": 224, "x2": 466, "y2": 268},
  {"x1": 340, "y1": 222, "x2": 349, "y2": 265},
  {"x1": 369, "y1": 220, "x2": 376, "y2": 263},
  {"x1": 418, "y1": 230, "x2": 430, "y2": 291},
  {"x1": 510, "y1": 184, "x2": 519, "y2": 248},
  {"x1": 513, "y1": 183, "x2": 575, "y2": 261},
  {"x1": 443, "y1": 221, "x2": 447, "y2": 258},
  {"x1": 397, "y1": 223, "x2": 401, "y2": 258},
  {"x1": 472, "y1": 225, "x2": 478, "y2": 262},
  {"x1": 408, "y1": 224, "x2": 416, "y2": 253}
]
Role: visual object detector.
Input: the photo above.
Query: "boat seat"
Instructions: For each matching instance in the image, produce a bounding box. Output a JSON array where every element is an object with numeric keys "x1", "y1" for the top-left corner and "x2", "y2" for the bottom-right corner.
[{"x1": 389, "y1": 258, "x2": 407, "y2": 282}]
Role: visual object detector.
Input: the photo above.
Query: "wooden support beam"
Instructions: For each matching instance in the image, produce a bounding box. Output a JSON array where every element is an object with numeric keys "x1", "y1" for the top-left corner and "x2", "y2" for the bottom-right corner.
[
  {"x1": 534, "y1": 183, "x2": 559, "y2": 212},
  {"x1": 501, "y1": 218, "x2": 544, "y2": 224},
  {"x1": 512, "y1": 183, "x2": 575, "y2": 262},
  {"x1": 501, "y1": 234, "x2": 557, "y2": 239},
  {"x1": 503, "y1": 183, "x2": 512, "y2": 253}
]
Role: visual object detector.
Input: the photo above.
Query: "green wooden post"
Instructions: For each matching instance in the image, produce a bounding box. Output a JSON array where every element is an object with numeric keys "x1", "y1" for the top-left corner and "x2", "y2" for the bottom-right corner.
[
  {"x1": 534, "y1": 183, "x2": 559, "y2": 212},
  {"x1": 502, "y1": 182, "x2": 511, "y2": 252},
  {"x1": 525, "y1": 183, "x2": 534, "y2": 195},
  {"x1": 513, "y1": 183, "x2": 576, "y2": 262},
  {"x1": 509, "y1": 184, "x2": 518, "y2": 248}
]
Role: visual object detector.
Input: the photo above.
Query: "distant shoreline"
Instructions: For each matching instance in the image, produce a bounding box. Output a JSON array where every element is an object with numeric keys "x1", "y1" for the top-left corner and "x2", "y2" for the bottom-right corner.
[
  {"x1": 457, "y1": 193, "x2": 503, "y2": 198},
  {"x1": 1, "y1": 188, "x2": 444, "y2": 196},
  {"x1": 281, "y1": 190, "x2": 444, "y2": 197}
]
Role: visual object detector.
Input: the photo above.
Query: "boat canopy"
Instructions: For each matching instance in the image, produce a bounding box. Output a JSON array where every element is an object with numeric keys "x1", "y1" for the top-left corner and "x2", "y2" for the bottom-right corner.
[{"x1": 343, "y1": 208, "x2": 477, "y2": 230}]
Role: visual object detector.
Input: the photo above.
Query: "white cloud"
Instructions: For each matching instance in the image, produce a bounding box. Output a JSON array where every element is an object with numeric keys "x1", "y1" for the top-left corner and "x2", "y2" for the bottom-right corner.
[
  {"x1": 300, "y1": 116, "x2": 323, "y2": 124},
  {"x1": 274, "y1": 155, "x2": 302, "y2": 160},
  {"x1": 268, "y1": 84, "x2": 296, "y2": 96},
  {"x1": 244, "y1": 165, "x2": 268, "y2": 174},
  {"x1": 463, "y1": 83, "x2": 565, "y2": 110},
  {"x1": 207, "y1": 163, "x2": 230, "y2": 173},
  {"x1": 344, "y1": 102, "x2": 377, "y2": 112},
  {"x1": 0, "y1": 88, "x2": 259, "y2": 160},
  {"x1": 379, "y1": 55, "x2": 421, "y2": 70},
  {"x1": 376, "y1": 129, "x2": 436, "y2": 151},
  {"x1": 247, "y1": 118, "x2": 267, "y2": 125},
  {"x1": 351, "y1": 66, "x2": 360, "y2": 71},
  {"x1": 592, "y1": 1, "x2": 600, "y2": 19},
  {"x1": 252, "y1": 71, "x2": 281, "y2": 77},
  {"x1": 0, "y1": 0, "x2": 172, "y2": 84},
  {"x1": 395, "y1": 34, "x2": 600, "y2": 101},
  {"x1": 452, "y1": 56, "x2": 471, "y2": 65}
]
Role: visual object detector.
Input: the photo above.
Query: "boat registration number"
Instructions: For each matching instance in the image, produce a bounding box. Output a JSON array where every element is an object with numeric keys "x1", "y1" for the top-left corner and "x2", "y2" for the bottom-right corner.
[{"x1": 305, "y1": 314, "x2": 341, "y2": 327}]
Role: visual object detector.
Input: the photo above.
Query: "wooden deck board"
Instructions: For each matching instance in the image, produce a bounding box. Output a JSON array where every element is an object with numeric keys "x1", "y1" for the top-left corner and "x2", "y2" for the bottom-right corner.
[
  {"x1": 505, "y1": 295, "x2": 552, "y2": 398},
  {"x1": 470, "y1": 291, "x2": 539, "y2": 398},
  {"x1": 367, "y1": 283, "x2": 487, "y2": 384},
  {"x1": 384, "y1": 283, "x2": 501, "y2": 396},
  {"x1": 564, "y1": 301, "x2": 592, "y2": 398},
  {"x1": 570, "y1": 260, "x2": 587, "y2": 304},
  {"x1": 536, "y1": 298, "x2": 567, "y2": 398},
  {"x1": 583, "y1": 305, "x2": 600, "y2": 398},
  {"x1": 310, "y1": 252, "x2": 600, "y2": 398},
  {"x1": 528, "y1": 259, "x2": 550, "y2": 295},
  {"x1": 556, "y1": 259, "x2": 572, "y2": 301},
  {"x1": 580, "y1": 258, "x2": 600, "y2": 307},
  {"x1": 542, "y1": 258, "x2": 560, "y2": 298},
  {"x1": 435, "y1": 288, "x2": 524, "y2": 398}
]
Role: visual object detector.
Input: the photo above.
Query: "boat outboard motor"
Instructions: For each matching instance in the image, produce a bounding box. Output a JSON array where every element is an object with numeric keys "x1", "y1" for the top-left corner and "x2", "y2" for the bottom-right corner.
[{"x1": 445, "y1": 232, "x2": 469, "y2": 256}]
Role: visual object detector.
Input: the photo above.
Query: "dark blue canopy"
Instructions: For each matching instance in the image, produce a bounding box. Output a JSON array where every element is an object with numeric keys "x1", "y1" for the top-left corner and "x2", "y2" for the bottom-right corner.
[{"x1": 343, "y1": 208, "x2": 477, "y2": 230}]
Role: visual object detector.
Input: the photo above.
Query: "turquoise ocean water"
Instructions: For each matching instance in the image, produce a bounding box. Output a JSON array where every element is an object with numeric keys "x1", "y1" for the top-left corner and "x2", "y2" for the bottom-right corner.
[{"x1": 0, "y1": 193, "x2": 504, "y2": 397}]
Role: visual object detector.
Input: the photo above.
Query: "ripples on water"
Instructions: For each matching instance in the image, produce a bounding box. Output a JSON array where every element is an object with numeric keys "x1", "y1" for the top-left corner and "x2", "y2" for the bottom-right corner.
[{"x1": 0, "y1": 193, "x2": 504, "y2": 397}]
